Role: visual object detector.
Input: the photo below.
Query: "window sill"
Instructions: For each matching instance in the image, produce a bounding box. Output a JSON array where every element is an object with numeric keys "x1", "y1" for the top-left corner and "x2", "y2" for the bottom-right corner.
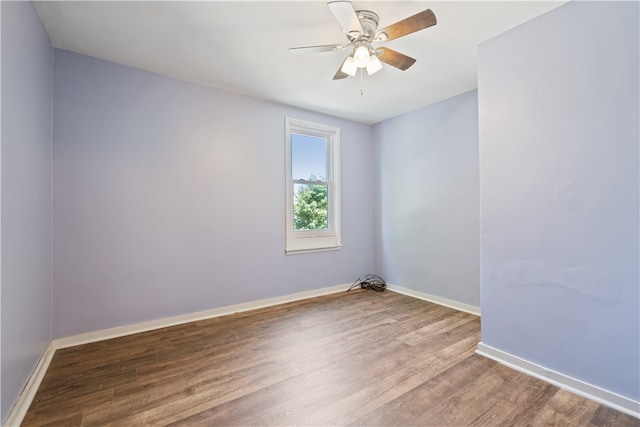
[{"x1": 285, "y1": 245, "x2": 342, "y2": 255}]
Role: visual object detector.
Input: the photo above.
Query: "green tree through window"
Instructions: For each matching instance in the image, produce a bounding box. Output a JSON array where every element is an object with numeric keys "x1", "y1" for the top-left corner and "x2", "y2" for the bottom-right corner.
[{"x1": 294, "y1": 178, "x2": 328, "y2": 230}]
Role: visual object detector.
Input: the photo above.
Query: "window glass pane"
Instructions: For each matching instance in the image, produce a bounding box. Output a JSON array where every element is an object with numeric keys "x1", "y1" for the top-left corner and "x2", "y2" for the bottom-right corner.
[
  {"x1": 292, "y1": 133, "x2": 327, "y2": 181},
  {"x1": 293, "y1": 183, "x2": 328, "y2": 231}
]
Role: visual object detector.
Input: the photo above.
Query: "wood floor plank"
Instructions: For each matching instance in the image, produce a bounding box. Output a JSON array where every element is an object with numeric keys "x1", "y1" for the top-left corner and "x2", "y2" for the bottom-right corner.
[
  {"x1": 21, "y1": 389, "x2": 113, "y2": 427},
  {"x1": 28, "y1": 368, "x2": 136, "y2": 410},
  {"x1": 417, "y1": 362, "x2": 523, "y2": 426},
  {"x1": 176, "y1": 333, "x2": 414, "y2": 426},
  {"x1": 469, "y1": 371, "x2": 557, "y2": 426},
  {"x1": 589, "y1": 405, "x2": 640, "y2": 427},
  {"x1": 347, "y1": 354, "x2": 496, "y2": 426},
  {"x1": 39, "y1": 413, "x2": 83, "y2": 427},
  {"x1": 21, "y1": 290, "x2": 638, "y2": 426},
  {"x1": 528, "y1": 388, "x2": 602, "y2": 426},
  {"x1": 261, "y1": 327, "x2": 482, "y2": 426}
]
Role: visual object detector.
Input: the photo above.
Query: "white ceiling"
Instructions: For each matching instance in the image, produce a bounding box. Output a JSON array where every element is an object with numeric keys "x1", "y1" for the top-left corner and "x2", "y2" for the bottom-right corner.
[{"x1": 34, "y1": 1, "x2": 565, "y2": 124}]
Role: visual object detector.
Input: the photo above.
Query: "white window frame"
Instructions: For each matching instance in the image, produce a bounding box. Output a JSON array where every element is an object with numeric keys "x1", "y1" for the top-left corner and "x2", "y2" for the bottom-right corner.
[{"x1": 285, "y1": 117, "x2": 341, "y2": 255}]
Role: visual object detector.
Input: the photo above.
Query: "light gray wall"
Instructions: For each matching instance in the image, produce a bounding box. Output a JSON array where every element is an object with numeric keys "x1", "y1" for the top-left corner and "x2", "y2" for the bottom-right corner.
[
  {"x1": 478, "y1": 1, "x2": 639, "y2": 400},
  {"x1": 1, "y1": 1, "x2": 54, "y2": 422},
  {"x1": 52, "y1": 50, "x2": 374, "y2": 338},
  {"x1": 372, "y1": 90, "x2": 480, "y2": 307}
]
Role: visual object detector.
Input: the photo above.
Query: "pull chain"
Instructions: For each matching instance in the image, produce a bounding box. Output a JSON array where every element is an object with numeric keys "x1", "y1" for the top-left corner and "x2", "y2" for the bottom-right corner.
[{"x1": 360, "y1": 68, "x2": 364, "y2": 96}]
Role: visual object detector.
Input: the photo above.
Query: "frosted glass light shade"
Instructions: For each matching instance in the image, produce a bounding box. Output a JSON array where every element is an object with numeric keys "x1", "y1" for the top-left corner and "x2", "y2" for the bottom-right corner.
[
  {"x1": 366, "y1": 55, "x2": 382, "y2": 75},
  {"x1": 353, "y1": 45, "x2": 370, "y2": 68},
  {"x1": 341, "y1": 56, "x2": 357, "y2": 76}
]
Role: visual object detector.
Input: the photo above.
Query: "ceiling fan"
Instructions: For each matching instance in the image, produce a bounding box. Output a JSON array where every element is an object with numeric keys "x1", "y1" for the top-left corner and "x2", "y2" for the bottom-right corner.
[{"x1": 289, "y1": 1, "x2": 437, "y2": 80}]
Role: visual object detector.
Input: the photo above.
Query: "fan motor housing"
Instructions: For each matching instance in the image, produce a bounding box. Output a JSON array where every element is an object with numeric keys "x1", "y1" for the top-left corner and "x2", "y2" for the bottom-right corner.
[{"x1": 356, "y1": 10, "x2": 379, "y2": 40}]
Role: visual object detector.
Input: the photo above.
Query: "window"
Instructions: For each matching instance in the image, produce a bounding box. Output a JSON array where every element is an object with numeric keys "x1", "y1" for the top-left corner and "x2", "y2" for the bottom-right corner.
[{"x1": 285, "y1": 117, "x2": 341, "y2": 254}]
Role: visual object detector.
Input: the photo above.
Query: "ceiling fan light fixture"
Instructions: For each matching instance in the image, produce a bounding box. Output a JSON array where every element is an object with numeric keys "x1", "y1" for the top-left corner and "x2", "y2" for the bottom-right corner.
[
  {"x1": 290, "y1": 3, "x2": 437, "y2": 81},
  {"x1": 353, "y1": 45, "x2": 370, "y2": 68},
  {"x1": 366, "y1": 55, "x2": 382, "y2": 75},
  {"x1": 341, "y1": 56, "x2": 357, "y2": 76}
]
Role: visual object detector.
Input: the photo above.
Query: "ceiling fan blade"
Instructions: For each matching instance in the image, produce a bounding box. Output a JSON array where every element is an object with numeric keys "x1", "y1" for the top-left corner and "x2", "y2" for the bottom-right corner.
[
  {"x1": 289, "y1": 44, "x2": 343, "y2": 55},
  {"x1": 377, "y1": 47, "x2": 416, "y2": 71},
  {"x1": 375, "y1": 9, "x2": 437, "y2": 42},
  {"x1": 327, "y1": 1, "x2": 363, "y2": 37},
  {"x1": 333, "y1": 56, "x2": 350, "y2": 80}
]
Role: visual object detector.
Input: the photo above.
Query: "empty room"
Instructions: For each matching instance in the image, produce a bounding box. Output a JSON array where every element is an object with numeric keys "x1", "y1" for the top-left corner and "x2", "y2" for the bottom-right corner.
[{"x1": 1, "y1": 0, "x2": 638, "y2": 425}]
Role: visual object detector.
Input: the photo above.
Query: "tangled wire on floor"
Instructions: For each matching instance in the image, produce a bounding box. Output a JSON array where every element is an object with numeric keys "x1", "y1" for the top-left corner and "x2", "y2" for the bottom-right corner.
[{"x1": 347, "y1": 274, "x2": 386, "y2": 292}]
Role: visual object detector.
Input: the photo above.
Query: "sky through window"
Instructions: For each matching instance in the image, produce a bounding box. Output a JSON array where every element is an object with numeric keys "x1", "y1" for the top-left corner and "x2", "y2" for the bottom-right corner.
[{"x1": 291, "y1": 133, "x2": 327, "y2": 181}]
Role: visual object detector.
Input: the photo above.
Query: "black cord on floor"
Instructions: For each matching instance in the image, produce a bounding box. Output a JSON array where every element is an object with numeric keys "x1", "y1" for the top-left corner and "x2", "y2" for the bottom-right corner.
[{"x1": 347, "y1": 274, "x2": 386, "y2": 292}]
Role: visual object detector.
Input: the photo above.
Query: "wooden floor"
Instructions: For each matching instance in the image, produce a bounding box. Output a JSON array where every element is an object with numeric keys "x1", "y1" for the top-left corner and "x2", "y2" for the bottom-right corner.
[{"x1": 22, "y1": 290, "x2": 638, "y2": 426}]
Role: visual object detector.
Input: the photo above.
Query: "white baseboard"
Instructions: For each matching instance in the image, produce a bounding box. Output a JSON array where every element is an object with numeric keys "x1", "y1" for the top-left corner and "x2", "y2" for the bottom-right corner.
[
  {"x1": 54, "y1": 283, "x2": 349, "y2": 349},
  {"x1": 3, "y1": 283, "x2": 350, "y2": 426},
  {"x1": 3, "y1": 342, "x2": 57, "y2": 427},
  {"x1": 476, "y1": 342, "x2": 640, "y2": 419},
  {"x1": 386, "y1": 284, "x2": 481, "y2": 316}
]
